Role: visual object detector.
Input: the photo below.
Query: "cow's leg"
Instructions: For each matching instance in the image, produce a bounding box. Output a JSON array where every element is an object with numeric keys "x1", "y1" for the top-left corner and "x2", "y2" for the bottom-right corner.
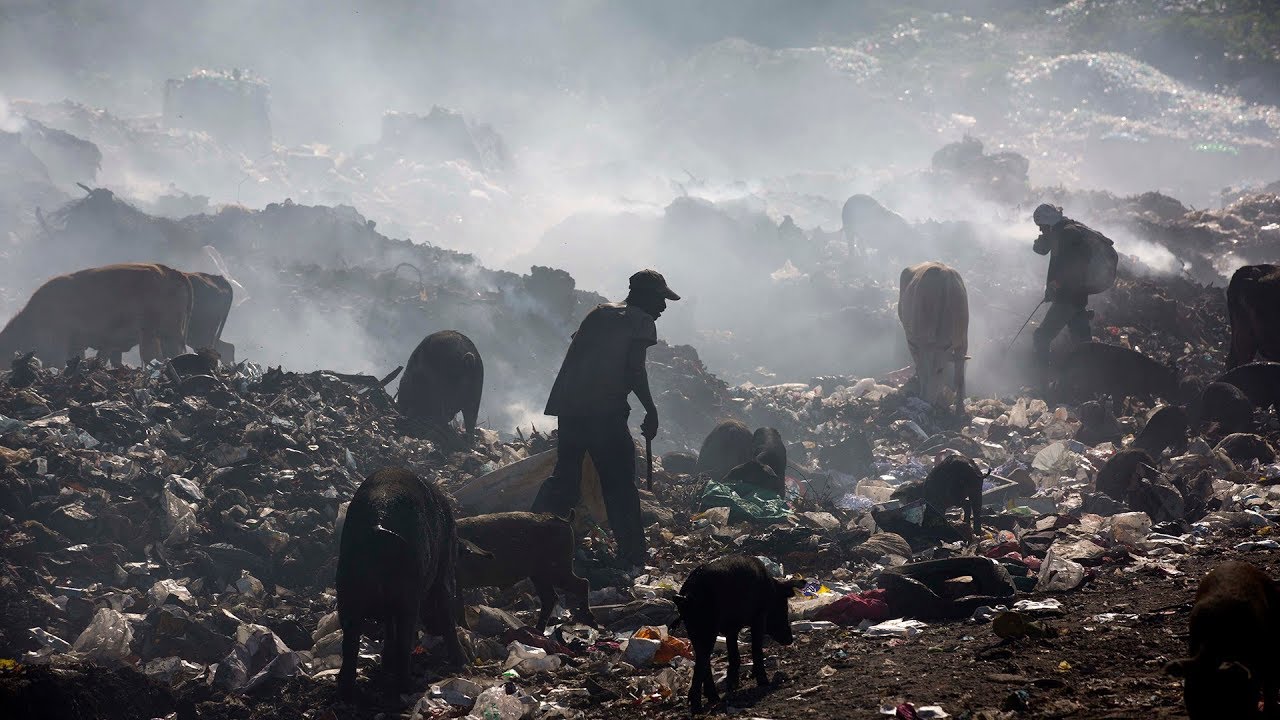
[
  {"x1": 1227, "y1": 316, "x2": 1255, "y2": 370},
  {"x1": 954, "y1": 349, "x2": 966, "y2": 415}
]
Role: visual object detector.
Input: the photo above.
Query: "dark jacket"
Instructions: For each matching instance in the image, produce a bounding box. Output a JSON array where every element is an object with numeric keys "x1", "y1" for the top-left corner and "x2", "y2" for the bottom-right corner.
[{"x1": 1034, "y1": 219, "x2": 1095, "y2": 304}]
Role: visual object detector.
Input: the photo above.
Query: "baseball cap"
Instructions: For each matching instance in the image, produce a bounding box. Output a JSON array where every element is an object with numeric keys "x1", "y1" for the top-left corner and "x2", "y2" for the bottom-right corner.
[{"x1": 629, "y1": 269, "x2": 680, "y2": 301}]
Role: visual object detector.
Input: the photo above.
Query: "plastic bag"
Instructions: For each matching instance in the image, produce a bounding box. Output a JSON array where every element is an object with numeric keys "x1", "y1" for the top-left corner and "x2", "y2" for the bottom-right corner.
[
  {"x1": 1033, "y1": 550, "x2": 1086, "y2": 593},
  {"x1": 1032, "y1": 442, "x2": 1078, "y2": 474},
  {"x1": 72, "y1": 608, "x2": 134, "y2": 664},
  {"x1": 698, "y1": 480, "x2": 791, "y2": 524},
  {"x1": 1110, "y1": 512, "x2": 1152, "y2": 546},
  {"x1": 633, "y1": 626, "x2": 693, "y2": 664},
  {"x1": 502, "y1": 641, "x2": 561, "y2": 675},
  {"x1": 162, "y1": 489, "x2": 197, "y2": 546},
  {"x1": 861, "y1": 618, "x2": 927, "y2": 638},
  {"x1": 468, "y1": 686, "x2": 523, "y2": 720}
]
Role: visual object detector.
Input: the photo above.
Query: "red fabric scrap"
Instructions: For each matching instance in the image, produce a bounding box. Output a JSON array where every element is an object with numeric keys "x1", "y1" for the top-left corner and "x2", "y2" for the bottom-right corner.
[{"x1": 813, "y1": 588, "x2": 891, "y2": 625}]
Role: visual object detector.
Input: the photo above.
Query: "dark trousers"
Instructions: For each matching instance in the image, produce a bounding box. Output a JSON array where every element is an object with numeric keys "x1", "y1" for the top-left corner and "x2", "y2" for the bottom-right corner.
[
  {"x1": 531, "y1": 414, "x2": 646, "y2": 565},
  {"x1": 1034, "y1": 299, "x2": 1092, "y2": 360}
]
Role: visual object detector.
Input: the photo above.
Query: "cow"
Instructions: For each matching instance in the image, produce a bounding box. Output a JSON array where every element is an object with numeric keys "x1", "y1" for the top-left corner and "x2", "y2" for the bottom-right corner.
[
  {"x1": 1226, "y1": 264, "x2": 1280, "y2": 370},
  {"x1": 842, "y1": 194, "x2": 921, "y2": 261},
  {"x1": 102, "y1": 271, "x2": 235, "y2": 366},
  {"x1": 0, "y1": 263, "x2": 192, "y2": 367},
  {"x1": 898, "y1": 261, "x2": 969, "y2": 414}
]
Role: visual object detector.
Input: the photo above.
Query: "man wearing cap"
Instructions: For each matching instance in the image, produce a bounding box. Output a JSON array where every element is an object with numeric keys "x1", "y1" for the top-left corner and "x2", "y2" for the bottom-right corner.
[
  {"x1": 1031, "y1": 203, "x2": 1095, "y2": 362},
  {"x1": 531, "y1": 269, "x2": 680, "y2": 571}
]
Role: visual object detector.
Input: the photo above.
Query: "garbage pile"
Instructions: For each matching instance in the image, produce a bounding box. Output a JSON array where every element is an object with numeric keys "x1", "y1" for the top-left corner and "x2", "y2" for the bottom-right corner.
[{"x1": 5, "y1": 322, "x2": 1280, "y2": 717}]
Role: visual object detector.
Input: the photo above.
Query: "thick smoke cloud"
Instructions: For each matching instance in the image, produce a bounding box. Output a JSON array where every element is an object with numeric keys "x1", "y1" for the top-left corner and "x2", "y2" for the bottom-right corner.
[{"x1": 1, "y1": 1, "x2": 1276, "y2": 435}]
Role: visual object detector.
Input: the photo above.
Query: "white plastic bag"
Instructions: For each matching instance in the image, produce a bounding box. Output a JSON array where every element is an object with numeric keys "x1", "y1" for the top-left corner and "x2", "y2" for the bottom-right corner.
[{"x1": 72, "y1": 608, "x2": 134, "y2": 664}]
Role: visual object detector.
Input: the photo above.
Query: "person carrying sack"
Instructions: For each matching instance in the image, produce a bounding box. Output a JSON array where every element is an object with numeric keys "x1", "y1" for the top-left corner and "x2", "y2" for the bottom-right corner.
[{"x1": 1031, "y1": 203, "x2": 1118, "y2": 363}]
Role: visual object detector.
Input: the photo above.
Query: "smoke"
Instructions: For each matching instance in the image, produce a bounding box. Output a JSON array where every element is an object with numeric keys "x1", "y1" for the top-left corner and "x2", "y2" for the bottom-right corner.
[
  {"x1": 1, "y1": 1, "x2": 1272, "y2": 434},
  {"x1": 0, "y1": 94, "x2": 24, "y2": 133}
]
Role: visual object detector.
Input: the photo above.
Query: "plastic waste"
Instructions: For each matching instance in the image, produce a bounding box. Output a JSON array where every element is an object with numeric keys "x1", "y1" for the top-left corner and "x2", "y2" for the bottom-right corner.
[
  {"x1": 72, "y1": 608, "x2": 134, "y2": 664},
  {"x1": 1012, "y1": 598, "x2": 1064, "y2": 616},
  {"x1": 756, "y1": 556, "x2": 785, "y2": 578},
  {"x1": 1089, "y1": 613, "x2": 1139, "y2": 624},
  {"x1": 468, "y1": 686, "x2": 523, "y2": 720},
  {"x1": 1236, "y1": 539, "x2": 1280, "y2": 551},
  {"x1": 502, "y1": 641, "x2": 561, "y2": 675},
  {"x1": 621, "y1": 636, "x2": 660, "y2": 667},
  {"x1": 1008, "y1": 399, "x2": 1029, "y2": 428},
  {"x1": 1033, "y1": 550, "x2": 1086, "y2": 593},
  {"x1": 792, "y1": 620, "x2": 838, "y2": 632},
  {"x1": 1032, "y1": 442, "x2": 1078, "y2": 474},
  {"x1": 862, "y1": 618, "x2": 927, "y2": 638},
  {"x1": 165, "y1": 474, "x2": 204, "y2": 503},
  {"x1": 148, "y1": 579, "x2": 195, "y2": 607},
  {"x1": 969, "y1": 605, "x2": 1008, "y2": 623},
  {"x1": 162, "y1": 489, "x2": 197, "y2": 546},
  {"x1": 632, "y1": 626, "x2": 693, "y2": 664},
  {"x1": 434, "y1": 677, "x2": 485, "y2": 707},
  {"x1": 28, "y1": 627, "x2": 73, "y2": 653},
  {"x1": 1110, "y1": 512, "x2": 1152, "y2": 546}
]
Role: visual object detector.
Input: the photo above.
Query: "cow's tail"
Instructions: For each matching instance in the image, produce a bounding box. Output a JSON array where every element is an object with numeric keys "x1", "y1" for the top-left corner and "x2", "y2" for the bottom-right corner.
[{"x1": 179, "y1": 270, "x2": 195, "y2": 342}]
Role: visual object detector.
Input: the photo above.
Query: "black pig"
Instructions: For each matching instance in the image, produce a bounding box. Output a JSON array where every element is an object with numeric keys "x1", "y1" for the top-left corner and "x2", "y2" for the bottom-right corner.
[
  {"x1": 1133, "y1": 405, "x2": 1189, "y2": 457},
  {"x1": 1215, "y1": 433, "x2": 1277, "y2": 465},
  {"x1": 1095, "y1": 448, "x2": 1156, "y2": 502},
  {"x1": 397, "y1": 330, "x2": 484, "y2": 434},
  {"x1": 455, "y1": 510, "x2": 595, "y2": 631},
  {"x1": 1191, "y1": 381, "x2": 1254, "y2": 436},
  {"x1": 695, "y1": 419, "x2": 754, "y2": 482},
  {"x1": 673, "y1": 555, "x2": 804, "y2": 714},
  {"x1": 722, "y1": 428, "x2": 788, "y2": 495},
  {"x1": 892, "y1": 454, "x2": 986, "y2": 534},
  {"x1": 1218, "y1": 361, "x2": 1280, "y2": 413},
  {"x1": 336, "y1": 467, "x2": 468, "y2": 699},
  {"x1": 1056, "y1": 342, "x2": 1178, "y2": 414},
  {"x1": 1167, "y1": 561, "x2": 1279, "y2": 718}
]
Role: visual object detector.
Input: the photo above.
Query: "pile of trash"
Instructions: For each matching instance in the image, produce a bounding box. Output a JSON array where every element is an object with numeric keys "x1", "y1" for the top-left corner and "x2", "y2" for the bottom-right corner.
[{"x1": 6, "y1": 328, "x2": 1280, "y2": 717}]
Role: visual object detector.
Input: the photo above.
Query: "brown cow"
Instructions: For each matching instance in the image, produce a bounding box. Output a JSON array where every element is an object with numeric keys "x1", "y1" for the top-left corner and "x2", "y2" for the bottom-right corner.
[
  {"x1": 899, "y1": 261, "x2": 969, "y2": 414},
  {"x1": 1227, "y1": 264, "x2": 1280, "y2": 369},
  {"x1": 0, "y1": 263, "x2": 192, "y2": 367},
  {"x1": 102, "y1": 270, "x2": 235, "y2": 365}
]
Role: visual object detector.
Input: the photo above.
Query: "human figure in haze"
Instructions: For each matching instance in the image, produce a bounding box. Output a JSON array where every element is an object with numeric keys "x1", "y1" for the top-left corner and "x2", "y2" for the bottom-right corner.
[
  {"x1": 1031, "y1": 203, "x2": 1098, "y2": 363},
  {"x1": 531, "y1": 269, "x2": 680, "y2": 573}
]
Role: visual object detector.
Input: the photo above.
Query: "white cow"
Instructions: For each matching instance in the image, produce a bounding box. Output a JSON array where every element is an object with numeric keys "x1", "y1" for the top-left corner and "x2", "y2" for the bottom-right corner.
[{"x1": 898, "y1": 261, "x2": 969, "y2": 414}]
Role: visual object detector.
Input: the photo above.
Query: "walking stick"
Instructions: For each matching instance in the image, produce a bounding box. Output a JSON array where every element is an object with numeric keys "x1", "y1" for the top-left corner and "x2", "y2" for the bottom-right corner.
[
  {"x1": 1008, "y1": 300, "x2": 1045, "y2": 349},
  {"x1": 645, "y1": 436, "x2": 654, "y2": 492}
]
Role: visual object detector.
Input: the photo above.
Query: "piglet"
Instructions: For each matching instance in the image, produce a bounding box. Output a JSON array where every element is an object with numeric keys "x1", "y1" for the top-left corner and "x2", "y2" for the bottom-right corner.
[
  {"x1": 1167, "y1": 561, "x2": 1279, "y2": 718},
  {"x1": 891, "y1": 454, "x2": 986, "y2": 534},
  {"x1": 1218, "y1": 361, "x2": 1280, "y2": 412},
  {"x1": 673, "y1": 555, "x2": 803, "y2": 714},
  {"x1": 1094, "y1": 448, "x2": 1156, "y2": 504},
  {"x1": 695, "y1": 419, "x2": 754, "y2": 482},
  {"x1": 1192, "y1": 381, "x2": 1255, "y2": 436},
  {"x1": 722, "y1": 427, "x2": 787, "y2": 495},
  {"x1": 455, "y1": 509, "x2": 595, "y2": 631},
  {"x1": 1132, "y1": 405, "x2": 1188, "y2": 457}
]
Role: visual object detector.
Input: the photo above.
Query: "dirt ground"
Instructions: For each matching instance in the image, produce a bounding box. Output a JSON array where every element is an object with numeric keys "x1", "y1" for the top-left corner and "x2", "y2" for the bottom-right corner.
[
  {"x1": 4, "y1": 543, "x2": 1271, "y2": 720},
  {"x1": 619, "y1": 545, "x2": 1274, "y2": 720}
]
